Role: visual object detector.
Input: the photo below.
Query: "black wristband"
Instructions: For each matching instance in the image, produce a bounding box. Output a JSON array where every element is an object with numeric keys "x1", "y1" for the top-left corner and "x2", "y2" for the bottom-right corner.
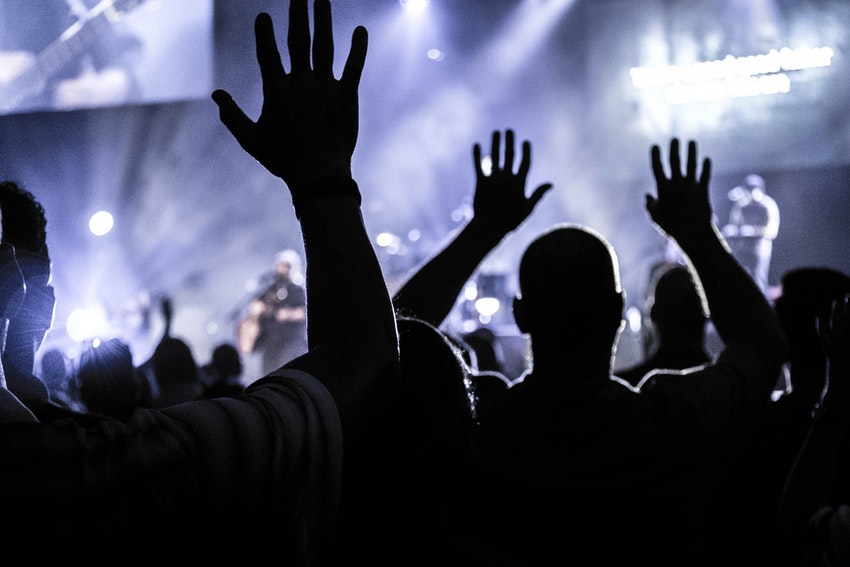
[{"x1": 290, "y1": 177, "x2": 361, "y2": 218}]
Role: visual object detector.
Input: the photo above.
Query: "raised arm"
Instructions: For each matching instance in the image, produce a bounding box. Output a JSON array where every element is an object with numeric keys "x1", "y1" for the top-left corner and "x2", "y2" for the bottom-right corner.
[
  {"x1": 212, "y1": 1, "x2": 398, "y2": 426},
  {"x1": 393, "y1": 129, "x2": 552, "y2": 327},
  {"x1": 645, "y1": 139, "x2": 786, "y2": 405}
]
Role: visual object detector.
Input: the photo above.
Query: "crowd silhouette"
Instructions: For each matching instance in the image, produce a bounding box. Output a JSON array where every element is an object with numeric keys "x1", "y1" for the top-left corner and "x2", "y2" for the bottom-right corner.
[{"x1": 0, "y1": 1, "x2": 847, "y2": 565}]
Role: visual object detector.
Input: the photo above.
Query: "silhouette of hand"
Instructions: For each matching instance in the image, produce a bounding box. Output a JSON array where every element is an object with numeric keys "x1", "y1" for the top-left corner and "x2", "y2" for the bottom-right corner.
[
  {"x1": 212, "y1": 1, "x2": 368, "y2": 190},
  {"x1": 647, "y1": 138, "x2": 713, "y2": 241},
  {"x1": 0, "y1": 243, "x2": 25, "y2": 322},
  {"x1": 471, "y1": 129, "x2": 553, "y2": 235}
]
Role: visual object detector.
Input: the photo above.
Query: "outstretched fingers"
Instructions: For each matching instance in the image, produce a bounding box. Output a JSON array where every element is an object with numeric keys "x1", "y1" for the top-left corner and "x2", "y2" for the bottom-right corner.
[
  {"x1": 647, "y1": 141, "x2": 671, "y2": 217},
  {"x1": 255, "y1": 13, "x2": 285, "y2": 91},
  {"x1": 650, "y1": 144, "x2": 663, "y2": 180},
  {"x1": 340, "y1": 26, "x2": 368, "y2": 96},
  {"x1": 490, "y1": 130, "x2": 502, "y2": 171},
  {"x1": 288, "y1": 0, "x2": 311, "y2": 74},
  {"x1": 517, "y1": 140, "x2": 531, "y2": 177},
  {"x1": 504, "y1": 129, "x2": 515, "y2": 172},
  {"x1": 312, "y1": 0, "x2": 334, "y2": 77},
  {"x1": 668, "y1": 138, "x2": 682, "y2": 179},
  {"x1": 686, "y1": 140, "x2": 697, "y2": 181},
  {"x1": 698, "y1": 156, "x2": 712, "y2": 201},
  {"x1": 473, "y1": 142, "x2": 484, "y2": 179}
]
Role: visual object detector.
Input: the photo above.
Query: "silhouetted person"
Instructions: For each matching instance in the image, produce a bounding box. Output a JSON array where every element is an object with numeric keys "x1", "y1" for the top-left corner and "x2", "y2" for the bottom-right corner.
[
  {"x1": 616, "y1": 262, "x2": 711, "y2": 387},
  {"x1": 1, "y1": 2, "x2": 397, "y2": 563},
  {"x1": 466, "y1": 139, "x2": 787, "y2": 566},
  {"x1": 38, "y1": 347, "x2": 83, "y2": 411},
  {"x1": 137, "y1": 296, "x2": 202, "y2": 408},
  {"x1": 722, "y1": 173, "x2": 780, "y2": 294},
  {"x1": 778, "y1": 293, "x2": 850, "y2": 566},
  {"x1": 391, "y1": 315, "x2": 495, "y2": 562},
  {"x1": 75, "y1": 337, "x2": 144, "y2": 420},
  {"x1": 0, "y1": 180, "x2": 74, "y2": 421},
  {"x1": 703, "y1": 267, "x2": 850, "y2": 565},
  {"x1": 0, "y1": 241, "x2": 38, "y2": 423},
  {"x1": 237, "y1": 249, "x2": 308, "y2": 375},
  {"x1": 199, "y1": 342, "x2": 244, "y2": 398},
  {"x1": 462, "y1": 326, "x2": 507, "y2": 377}
]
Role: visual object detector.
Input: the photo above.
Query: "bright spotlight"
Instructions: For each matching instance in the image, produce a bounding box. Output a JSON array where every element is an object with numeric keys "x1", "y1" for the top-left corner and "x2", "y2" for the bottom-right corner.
[
  {"x1": 376, "y1": 231, "x2": 400, "y2": 247},
  {"x1": 474, "y1": 297, "x2": 501, "y2": 318},
  {"x1": 399, "y1": 0, "x2": 430, "y2": 14},
  {"x1": 626, "y1": 306, "x2": 642, "y2": 333},
  {"x1": 66, "y1": 306, "x2": 110, "y2": 342},
  {"x1": 463, "y1": 281, "x2": 479, "y2": 301},
  {"x1": 480, "y1": 155, "x2": 493, "y2": 176},
  {"x1": 89, "y1": 210, "x2": 114, "y2": 236},
  {"x1": 427, "y1": 48, "x2": 444, "y2": 61}
]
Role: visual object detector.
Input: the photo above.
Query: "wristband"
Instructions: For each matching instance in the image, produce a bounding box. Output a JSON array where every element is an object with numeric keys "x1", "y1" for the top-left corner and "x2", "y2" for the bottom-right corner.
[{"x1": 290, "y1": 177, "x2": 361, "y2": 218}]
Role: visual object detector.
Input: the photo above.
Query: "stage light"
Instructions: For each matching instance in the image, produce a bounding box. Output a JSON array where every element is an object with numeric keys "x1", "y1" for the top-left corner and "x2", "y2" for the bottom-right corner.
[
  {"x1": 376, "y1": 231, "x2": 400, "y2": 248},
  {"x1": 88, "y1": 210, "x2": 114, "y2": 236},
  {"x1": 463, "y1": 281, "x2": 478, "y2": 302},
  {"x1": 480, "y1": 155, "x2": 493, "y2": 176},
  {"x1": 399, "y1": 0, "x2": 429, "y2": 14},
  {"x1": 474, "y1": 297, "x2": 501, "y2": 318},
  {"x1": 66, "y1": 305, "x2": 110, "y2": 342},
  {"x1": 626, "y1": 306, "x2": 642, "y2": 333}
]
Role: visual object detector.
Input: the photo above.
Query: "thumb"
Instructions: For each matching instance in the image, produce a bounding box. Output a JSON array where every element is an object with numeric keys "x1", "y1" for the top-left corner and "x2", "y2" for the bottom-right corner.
[
  {"x1": 527, "y1": 183, "x2": 554, "y2": 208},
  {"x1": 645, "y1": 193, "x2": 662, "y2": 225},
  {"x1": 212, "y1": 90, "x2": 256, "y2": 153}
]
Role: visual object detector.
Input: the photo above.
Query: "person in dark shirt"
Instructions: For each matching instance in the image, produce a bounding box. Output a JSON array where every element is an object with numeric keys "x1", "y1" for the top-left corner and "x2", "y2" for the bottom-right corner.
[{"x1": 0, "y1": 3, "x2": 397, "y2": 563}]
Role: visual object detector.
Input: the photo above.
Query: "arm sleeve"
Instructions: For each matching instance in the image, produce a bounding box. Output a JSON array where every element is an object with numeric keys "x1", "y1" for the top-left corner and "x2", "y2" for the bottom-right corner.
[{"x1": 0, "y1": 369, "x2": 342, "y2": 563}]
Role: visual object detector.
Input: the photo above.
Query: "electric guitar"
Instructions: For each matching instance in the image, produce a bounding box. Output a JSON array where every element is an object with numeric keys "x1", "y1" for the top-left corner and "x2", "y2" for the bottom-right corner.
[{"x1": 0, "y1": 0, "x2": 145, "y2": 113}]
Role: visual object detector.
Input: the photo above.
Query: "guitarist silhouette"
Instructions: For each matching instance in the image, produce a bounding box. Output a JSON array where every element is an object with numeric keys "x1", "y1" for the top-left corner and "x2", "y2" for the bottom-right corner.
[{"x1": 0, "y1": 0, "x2": 144, "y2": 114}]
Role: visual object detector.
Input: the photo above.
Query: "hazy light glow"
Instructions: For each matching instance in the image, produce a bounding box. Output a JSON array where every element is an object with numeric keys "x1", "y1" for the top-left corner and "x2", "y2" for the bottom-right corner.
[
  {"x1": 66, "y1": 305, "x2": 110, "y2": 342},
  {"x1": 88, "y1": 210, "x2": 114, "y2": 236},
  {"x1": 426, "y1": 48, "x2": 444, "y2": 61},
  {"x1": 630, "y1": 46, "x2": 833, "y2": 104},
  {"x1": 399, "y1": 0, "x2": 430, "y2": 14},
  {"x1": 480, "y1": 0, "x2": 575, "y2": 79}
]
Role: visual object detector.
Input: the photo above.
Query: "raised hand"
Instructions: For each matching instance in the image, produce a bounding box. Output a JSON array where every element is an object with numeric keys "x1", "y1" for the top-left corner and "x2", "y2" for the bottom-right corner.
[
  {"x1": 470, "y1": 129, "x2": 553, "y2": 235},
  {"x1": 647, "y1": 138, "x2": 713, "y2": 242},
  {"x1": 212, "y1": 0, "x2": 368, "y2": 189},
  {"x1": 392, "y1": 129, "x2": 551, "y2": 328}
]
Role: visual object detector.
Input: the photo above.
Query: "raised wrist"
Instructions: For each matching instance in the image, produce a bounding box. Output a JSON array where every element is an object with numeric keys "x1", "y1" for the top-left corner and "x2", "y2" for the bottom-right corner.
[{"x1": 290, "y1": 177, "x2": 361, "y2": 218}]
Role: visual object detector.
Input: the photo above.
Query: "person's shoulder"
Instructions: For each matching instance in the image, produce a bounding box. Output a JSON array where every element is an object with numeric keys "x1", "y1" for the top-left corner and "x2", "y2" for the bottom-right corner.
[
  {"x1": 615, "y1": 362, "x2": 654, "y2": 387},
  {"x1": 246, "y1": 367, "x2": 337, "y2": 412}
]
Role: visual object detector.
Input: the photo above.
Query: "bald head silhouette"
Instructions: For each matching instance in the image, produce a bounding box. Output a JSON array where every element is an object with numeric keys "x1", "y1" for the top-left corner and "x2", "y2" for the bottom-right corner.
[{"x1": 513, "y1": 224, "x2": 624, "y2": 350}]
